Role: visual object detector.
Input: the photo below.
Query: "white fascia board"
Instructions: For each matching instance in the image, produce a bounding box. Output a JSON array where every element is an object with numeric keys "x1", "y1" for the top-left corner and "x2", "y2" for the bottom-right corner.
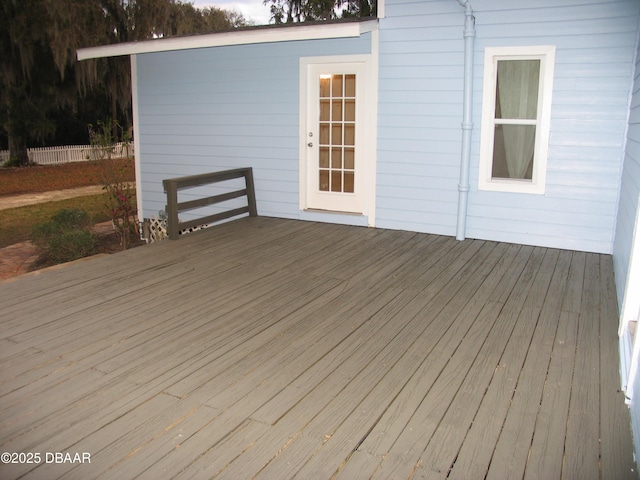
[{"x1": 77, "y1": 20, "x2": 378, "y2": 61}]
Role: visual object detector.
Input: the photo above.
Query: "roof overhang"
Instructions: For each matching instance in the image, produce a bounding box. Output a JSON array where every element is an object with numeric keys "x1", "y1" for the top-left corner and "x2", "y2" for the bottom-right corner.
[{"x1": 77, "y1": 19, "x2": 378, "y2": 61}]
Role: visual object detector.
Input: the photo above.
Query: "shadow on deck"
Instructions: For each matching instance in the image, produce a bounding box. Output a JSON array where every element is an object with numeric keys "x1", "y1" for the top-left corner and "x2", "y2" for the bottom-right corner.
[{"x1": 0, "y1": 217, "x2": 635, "y2": 479}]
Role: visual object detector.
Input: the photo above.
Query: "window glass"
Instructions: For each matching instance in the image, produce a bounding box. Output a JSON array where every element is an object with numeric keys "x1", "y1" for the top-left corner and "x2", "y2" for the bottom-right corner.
[
  {"x1": 495, "y1": 60, "x2": 540, "y2": 120},
  {"x1": 492, "y1": 125, "x2": 536, "y2": 180},
  {"x1": 318, "y1": 73, "x2": 357, "y2": 194}
]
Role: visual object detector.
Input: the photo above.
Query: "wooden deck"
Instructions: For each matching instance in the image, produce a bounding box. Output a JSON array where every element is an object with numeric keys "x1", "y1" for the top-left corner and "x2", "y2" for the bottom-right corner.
[{"x1": 0, "y1": 217, "x2": 636, "y2": 479}]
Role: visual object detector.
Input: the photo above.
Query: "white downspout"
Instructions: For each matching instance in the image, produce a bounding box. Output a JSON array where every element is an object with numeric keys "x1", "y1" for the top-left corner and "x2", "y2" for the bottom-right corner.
[{"x1": 455, "y1": 0, "x2": 475, "y2": 241}]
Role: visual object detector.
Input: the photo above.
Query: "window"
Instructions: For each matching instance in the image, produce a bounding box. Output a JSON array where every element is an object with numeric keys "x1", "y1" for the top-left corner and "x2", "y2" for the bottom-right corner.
[{"x1": 478, "y1": 46, "x2": 555, "y2": 194}]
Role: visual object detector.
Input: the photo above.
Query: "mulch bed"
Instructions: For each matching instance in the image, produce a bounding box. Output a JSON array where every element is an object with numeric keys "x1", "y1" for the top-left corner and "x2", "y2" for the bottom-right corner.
[{"x1": 0, "y1": 158, "x2": 135, "y2": 196}]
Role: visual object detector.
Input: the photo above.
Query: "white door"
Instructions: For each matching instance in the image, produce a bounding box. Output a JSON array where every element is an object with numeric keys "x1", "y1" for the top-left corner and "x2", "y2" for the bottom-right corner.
[{"x1": 302, "y1": 61, "x2": 368, "y2": 214}]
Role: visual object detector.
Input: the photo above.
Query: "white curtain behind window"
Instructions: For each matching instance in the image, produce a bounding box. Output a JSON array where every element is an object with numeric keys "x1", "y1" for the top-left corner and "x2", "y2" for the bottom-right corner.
[{"x1": 496, "y1": 60, "x2": 540, "y2": 179}]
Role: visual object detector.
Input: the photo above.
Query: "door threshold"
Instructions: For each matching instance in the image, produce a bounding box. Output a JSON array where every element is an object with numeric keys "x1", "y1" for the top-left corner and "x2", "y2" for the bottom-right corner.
[{"x1": 304, "y1": 208, "x2": 363, "y2": 216}]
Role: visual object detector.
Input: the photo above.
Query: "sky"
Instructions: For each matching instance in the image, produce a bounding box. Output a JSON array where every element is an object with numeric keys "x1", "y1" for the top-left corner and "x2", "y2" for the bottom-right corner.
[{"x1": 190, "y1": 0, "x2": 272, "y2": 25}]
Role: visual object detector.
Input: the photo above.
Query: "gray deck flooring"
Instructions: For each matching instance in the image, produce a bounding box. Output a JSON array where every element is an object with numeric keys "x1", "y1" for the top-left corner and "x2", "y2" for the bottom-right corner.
[{"x1": 0, "y1": 217, "x2": 635, "y2": 479}]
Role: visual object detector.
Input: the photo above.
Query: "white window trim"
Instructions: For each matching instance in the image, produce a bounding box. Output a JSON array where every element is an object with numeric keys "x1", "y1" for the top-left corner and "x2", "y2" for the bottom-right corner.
[{"x1": 478, "y1": 45, "x2": 555, "y2": 195}]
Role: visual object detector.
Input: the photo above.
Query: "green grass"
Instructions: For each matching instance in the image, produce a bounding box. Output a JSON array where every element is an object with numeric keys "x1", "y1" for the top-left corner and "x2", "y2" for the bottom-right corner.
[{"x1": 0, "y1": 193, "x2": 115, "y2": 248}]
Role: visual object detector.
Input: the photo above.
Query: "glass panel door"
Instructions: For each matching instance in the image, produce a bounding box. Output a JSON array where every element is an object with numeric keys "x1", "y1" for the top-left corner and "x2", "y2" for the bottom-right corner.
[{"x1": 305, "y1": 62, "x2": 365, "y2": 214}]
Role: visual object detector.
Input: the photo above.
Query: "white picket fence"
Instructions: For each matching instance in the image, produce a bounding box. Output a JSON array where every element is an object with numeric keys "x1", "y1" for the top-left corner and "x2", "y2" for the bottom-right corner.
[{"x1": 0, "y1": 142, "x2": 133, "y2": 166}]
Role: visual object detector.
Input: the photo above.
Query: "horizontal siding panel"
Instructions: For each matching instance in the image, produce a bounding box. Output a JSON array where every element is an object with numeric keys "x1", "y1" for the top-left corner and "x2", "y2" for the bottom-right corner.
[
  {"x1": 255, "y1": 168, "x2": 299, "y2": 184},
  {"x1": 479, "y1": 1, "x2": 637, "y2": 23},
  {"x1": 377, "y1": 77, "x2": 463, "y2": 92},
  {"x1": 376, "y1": 213, "x2": 456, "y2": 236},
  {"x1": 379, "y1": 126, "x2": 461, "y2": 143},
  {"x1": 377, "y1": 204, "x2": 457, "y2": 224},
  {"x1": 379, "y1": 26, "x2": 461, "y2": 43},
  {"x1": 549, "y1": 132, "x2": 626, "y2": 149},
  {"x1": 379, "y1": 39, "x2": 462, "y2": 54},
  {"x1": 379, "y1": 103, "x2": 463, "y2": 118},
  {"x1": 378, "y1": 139, "x2": 461, "y2": 155},
  {"x1": 385, "y1": 0, "x2": 460, "y2": 17},
  {"x1": 383, "y1": 12, "x2": 461, "y2": 28},
  {"x1": 551, "y1": 118, "x2": 630, "y2": 135},
  {"x1": 547, "y1": 173, "x2": 620, "y2": 191},
  {"x1": 617, "y1": 183, "x2": 638, "y2": 232},
  {"x1": 468, "y1": 206, "x2": 613, "y2": 235},
  {"x1": 549, "y1": 145, "x2": 629, "y2": 162},
  {"x1": 139, "y1": 92, "x2": 297, "y2": 107},
  {"x1": 379, "y1": 90, "x2": 465, "y2": 105},
  {"x1": 629, "y1": 107, "x2": 640, "y2": 123},
  {"x1": 378, "y1": 174, "x2": 459, "y2": 191},
  {"x1": 139, "y1": 64, "x2": 297, "y2": 84},
  {"x1": 574, "y1": 76, "x2": 634, "y2": 92},
  {"x1": 550, "y1": 104, "x2": 630, "y2": 120},
  {"x1": 139, "y1": 81, "x2": 295, "y2": 98},
  {"x1": 554, "y1": 75, "x2": 632, "y2": 92},
  {"x1": 141, "y1": 134, "x2": 295, "y2": 149},
  {"x1": 544, "y1": 184, "x2": 620, "y2": 203},
  {"x1": 551, "y1": 91, "x2": 630, "y2": 108},
  {"x1": 140, "y1": 154, "x2": 295, "y2": 171},
  {"x1": 379, "y1": 52, "x2": 463, "y2": 67},
  {"x1": 377, "y1": 150, "x2": 459, "y2": 168},
  {"x1": 558, "y1": 50, "x2": 637, "y2": 67},
  {"x1": 624, "y1": 137, "x2": 640, "y2": 162},
  {"x1": 471, "y1": 191, "x2": 616, "y2": 216},
  {"x1": 139, "y1": 114, "x2": 295, "y2": 127},
  {"x1": 468, "y1": 221, "x2": 613, "y2": 253},
  {"x1": 476, "y1": 16, "x2": 638, "y2": 40},
  {"x1": 377, "y1": 185, "x2": 458, "y2": 204},
  {"x1": 138, "y1": 102, "x2": 296, "y2": 117},
  {"x1": 251, "y1": 188, "x2": 298, "y2": 205},
  {"x1": 469, "y1": 0, "x2": 633, "y2": 9},
  {"x1": 137, "y1": 124, "x2": 292, "y2": 139},
  {"x1": 378, "y1": 115, "x2": 460, "y2": 130},
  {"x1": 500, "y1": 32, "x2": 637, "y2": 50}
]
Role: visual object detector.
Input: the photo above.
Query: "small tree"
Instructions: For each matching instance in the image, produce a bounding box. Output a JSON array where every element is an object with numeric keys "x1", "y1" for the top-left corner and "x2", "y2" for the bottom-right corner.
[
  {"x1": 88, "y1": 120, "x2": 119, "y2": 160},
  {"x1": 104, "y1": 173, "x2": 138, "y2": 250},
  {"x1": 89, "y1": 120, "x2": 138, "y2": 249}
]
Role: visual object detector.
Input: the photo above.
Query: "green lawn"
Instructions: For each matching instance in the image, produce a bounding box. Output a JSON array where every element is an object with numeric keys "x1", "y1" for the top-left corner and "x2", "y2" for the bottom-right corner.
[{"x1": 0, "y1": 193, "x2": 115, "y2": 248}]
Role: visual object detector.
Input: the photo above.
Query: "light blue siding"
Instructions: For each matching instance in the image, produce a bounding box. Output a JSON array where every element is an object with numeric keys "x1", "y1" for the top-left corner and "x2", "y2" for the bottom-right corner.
[
  {"x1": 136, "y1": 34, "x2": 372, "y2": 221},
  {"x1": 376, "y1": 0, "x2": 465, "y2": 235},
  {"x1": 614, "y1": 25, "x2": 640, "y2": 306},
  {"x1": 376, "y1": 0, "x2": 640, "y2": 253}
]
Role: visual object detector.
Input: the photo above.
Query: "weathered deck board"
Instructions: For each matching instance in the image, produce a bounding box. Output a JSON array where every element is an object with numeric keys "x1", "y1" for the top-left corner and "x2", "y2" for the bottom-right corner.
[
  {"x1": 599, "y1": 256, "x2": 637, "y2": 479},
  {"x1": 563, "y1": 254, "x2": 602, "y2": 480},
  {"x1": 0, "y1": 217, "x2": 634, "y2": 479}
]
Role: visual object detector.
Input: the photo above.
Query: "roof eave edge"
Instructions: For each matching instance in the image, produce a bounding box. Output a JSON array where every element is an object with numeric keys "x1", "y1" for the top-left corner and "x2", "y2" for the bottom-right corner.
[{"x1": 77, "y1": 19, "x2": 378, "y2": 61}]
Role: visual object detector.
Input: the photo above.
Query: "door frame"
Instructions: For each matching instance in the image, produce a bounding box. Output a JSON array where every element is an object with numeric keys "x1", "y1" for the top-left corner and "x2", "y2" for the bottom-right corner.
[{"x1": 299, "y1": 54, "x2": 377, "y2": 224}]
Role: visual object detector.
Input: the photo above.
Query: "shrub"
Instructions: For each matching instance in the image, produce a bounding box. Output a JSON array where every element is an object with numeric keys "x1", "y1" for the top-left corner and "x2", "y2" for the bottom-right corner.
[
  {"x1": 31, "y1": 208, "x2": 97, "y2": 265},
  {"x1": 47, "y1": 230, "x2": 98, "y2": 263},
  {"x1": 51, "y1": 208, "x2": 93, "y2": 230}
]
